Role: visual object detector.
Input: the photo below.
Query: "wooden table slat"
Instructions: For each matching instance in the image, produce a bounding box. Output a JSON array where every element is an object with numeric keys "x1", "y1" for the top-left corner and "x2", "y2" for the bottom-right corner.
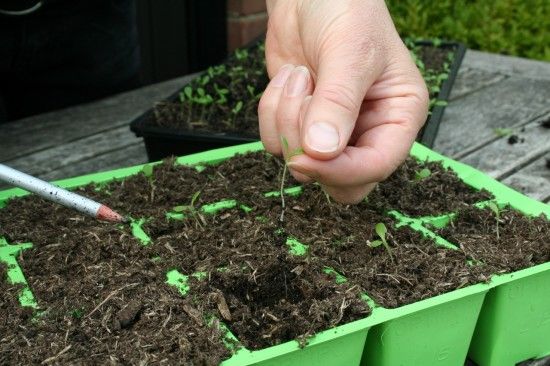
[
  {"x1": 458, "y1": 113, "x2": 550, "y2": 179},
  {"x1": 501, "y1": 152, "x2": 550, "y2": 203},
  {"x1": 0, "y1": 75, "x2": 193, "y2": 163},
  {"x1": 449, "y1": 67, "x2": 507, "y2": 101},
  {"x1": 5, "y1": 125, "x2": 143, "y2": 178},
  {"x1": 434, "y1": 77, "x2": 550, "y2": 157}
]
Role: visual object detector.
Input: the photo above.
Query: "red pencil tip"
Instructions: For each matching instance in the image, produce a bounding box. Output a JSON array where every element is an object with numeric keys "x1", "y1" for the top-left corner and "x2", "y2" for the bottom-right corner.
[{"x1": 97, "y1": 205, "x2": 126, "y2": 223}]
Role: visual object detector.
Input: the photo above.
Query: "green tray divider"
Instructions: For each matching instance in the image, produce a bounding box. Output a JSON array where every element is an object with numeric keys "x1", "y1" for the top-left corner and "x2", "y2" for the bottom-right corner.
[
  {"x1": 0, "y1": 238, "x2": 37, "y2": 308},
  {"x1": 129, "y1": 218, "x2": 152, "y2": 245},
  {"x1": 264, "y1": 186, "x2": 303, "y2": 198},
  {"x1": 285, "y1": 237, "x2": 308, "y2": 256},
  {"x1": 417, "y1": 199, "x2": 510, "y2": 229},
  {"x1": 388, "y1": 210, "x2": 458, "y2": 250},
  {"x1": 166, "y1": 199, "x2": 253, "y2": 221}
]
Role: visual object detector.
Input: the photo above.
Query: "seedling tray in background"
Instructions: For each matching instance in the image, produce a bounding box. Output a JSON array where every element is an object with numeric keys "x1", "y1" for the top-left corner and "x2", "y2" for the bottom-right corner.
[
  {"x1": 130, "y1": 40, "x2": 466, "y2": 161},
  {"x1": 1, "y1": 141, "x2": 549, "y2": 366}
]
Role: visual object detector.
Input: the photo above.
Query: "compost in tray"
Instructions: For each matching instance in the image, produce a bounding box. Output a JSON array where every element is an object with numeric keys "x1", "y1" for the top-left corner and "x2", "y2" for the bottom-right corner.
[{"x1": 1, "y1": 151, "x2": 549, "y2": 365}]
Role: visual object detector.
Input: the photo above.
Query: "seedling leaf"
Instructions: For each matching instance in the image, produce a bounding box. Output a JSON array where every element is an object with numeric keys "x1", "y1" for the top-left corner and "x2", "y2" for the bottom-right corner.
[
  {"x1": 414, "y1": 168, "x2": 432, "y2": 181},
  {"x1": 232, "y1": 101, "x2": 243, "y2": 115},
  {"x1": 288, "y1": 147, "x2": 304, "y2": 159},
  {"x1": 184, "y1": 86, "x2": 193, "y2": 99},
  {"x1": 493, "y1": 128, "x2": 514, "y2": 137},
  {"x1": 488, "y1": 201, "x2": 501, "y2": 239},
  {"x1": 142, "y1": 164, "x2": 154, "y2": 178},
  {"x1": 281, "y1": 136, "x2": 290, "y2": 152},
  {"x1": 190, "y1": 191, "x2": 201, "y2": 207},
  {"x1": 172, "y1": 205, "x2": 186, "y2": 212},
  {"x1": 368, "y1": 240, "x2": 383, "y2": 248},
  {"x1": 373, "y1": 222, "x2": 394, "y2": 263},
  {"x1": 375, "y1": 223, "x2": 387, "y2": 241}
]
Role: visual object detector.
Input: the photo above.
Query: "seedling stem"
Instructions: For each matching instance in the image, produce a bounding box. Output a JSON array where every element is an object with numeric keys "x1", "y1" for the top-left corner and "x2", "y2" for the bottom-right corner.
[
  {"x1": 368, "y1": 222, "x2": 394, "y2": 263},
  {"x1": 488, "y1": 202, "x2": 500, "y2": 239}
]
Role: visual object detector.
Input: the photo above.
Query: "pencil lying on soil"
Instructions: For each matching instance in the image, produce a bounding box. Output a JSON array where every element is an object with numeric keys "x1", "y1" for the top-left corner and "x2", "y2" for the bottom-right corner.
[{"x1": 0, "y1": 163, "x2": 128, "y2": 223}]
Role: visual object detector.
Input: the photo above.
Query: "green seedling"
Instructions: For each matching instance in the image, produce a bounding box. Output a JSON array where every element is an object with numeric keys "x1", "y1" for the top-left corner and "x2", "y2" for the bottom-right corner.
[
  {"x1": 279, "y1": 136, "x2": 304, "y2": 222},
  {"x1": 214, "y1": 84, "x2": 229, "y2": 105},
  {"x1": 199, "y1": 75, "x2": 210, "y2": 86},
  {"x1": 234, "y1": 48, "x2": 248, "y2": 60},
  {"x1": 430, "y1": 99, "x2": 448, "y2": 108},
  {"x1": 368, "y1": 222, "x2": 394, "y2": 263},
  {"x1": 142, "y1": 164, "x2": 153, "y2": 178},
  {"x1": 173, "y1": 191, "x2": 202, "y2": 215},
  {"x1": 230, "y1": 101, "x2": 244, "y2": 128},
  {"x1": 414, "y1": 168, "x2": 432, "y2": 181},
  {"x1": 488, "y1": 201, "x2": 501, "y2": 239},
  {"x1": 141, "y1": 164, "x2": 156, "y2": 201},
  {"x1": 184, "y1": 86, "x2": 193, "y2": 100},
  {"x1": 432, "y1": 38, "x2": 443, "y2": 47},
  {"x1": 231, "y1": 101, "x2": 243, "y2": 115},
  {"x1": 493, "y1": 128, "x2": 514, "y2": 137}
]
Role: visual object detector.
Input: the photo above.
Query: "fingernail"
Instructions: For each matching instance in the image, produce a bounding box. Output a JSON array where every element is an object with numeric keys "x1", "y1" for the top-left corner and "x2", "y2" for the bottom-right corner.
[
  {"x1": 287, "y1": 162, "x2": 318, "y2": 179},
  {"x1": 271, "y1": 64, "x2": 294, "y2": 87},
  {"x1": 306, "y1": 122, "x2": 339, "y2": 153},
  {"x1": 286, "y1": 66, "x2": 309, "y2": 97}
]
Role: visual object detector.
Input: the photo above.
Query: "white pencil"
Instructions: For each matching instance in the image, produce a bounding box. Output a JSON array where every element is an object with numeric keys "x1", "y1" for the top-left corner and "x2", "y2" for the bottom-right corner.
[{"x1": 0, "y1": 163, "x2": 128, "y2": 223}]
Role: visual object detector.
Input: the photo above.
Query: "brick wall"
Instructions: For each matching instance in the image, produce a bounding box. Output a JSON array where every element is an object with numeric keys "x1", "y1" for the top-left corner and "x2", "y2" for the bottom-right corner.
[{"x1": 227, "y1": 0, "x2": 267, "y2": 52}]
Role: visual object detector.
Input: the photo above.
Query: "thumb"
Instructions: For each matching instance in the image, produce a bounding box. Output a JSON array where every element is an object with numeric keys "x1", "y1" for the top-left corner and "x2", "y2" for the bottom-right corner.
[{"x1": 301, "y1": 46, "x2": 380, "y2": 160}]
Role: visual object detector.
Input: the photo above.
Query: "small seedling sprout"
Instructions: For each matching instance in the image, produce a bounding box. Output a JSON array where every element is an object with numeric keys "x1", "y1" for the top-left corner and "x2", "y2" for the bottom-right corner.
[
  {"x1": 173, "y1": 191, "x2": 201, "y2": 212},
  {"x1": 235, "y1": 48, "x2": 248, "y2": 60},
  {"x1": 142, "y1": 164, "x2": 153, "y2": 178},
  {"x1": 368, "y1": 222, "x2": 394, "y2": 263},
  {"x1": 488, "y1": 201, "x2": 501, "y2": 239},
  {"x1": 414, "y1": 168, "x2": 431, "y2": 181},
  {"x1": 279, "y1": 136, "x2": 304, "y2": 222},
  {"x1": 184, "y1": 86, "x2": 193, "y2": 100},
  {"x1": 493, "y1": 128, "x2": 514, "y2": 137},
  {"x1": 142, "y1": 164, "x2": 156, "y2": 202},
  {"x1": 200, "y1": 75, "x2": 210, "y2": 86},
  {"x1": 246, "y1": 85, "x2": 255, "y2": 97},
  {"x1": 231, "y1": 101, "x2": 243, "y2": 115}
]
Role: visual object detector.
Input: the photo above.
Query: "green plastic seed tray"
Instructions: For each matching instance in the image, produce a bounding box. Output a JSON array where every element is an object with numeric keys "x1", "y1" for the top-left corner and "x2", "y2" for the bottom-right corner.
[{"x1": 1, "y1": 141, "x2": 549, "y2": 366}]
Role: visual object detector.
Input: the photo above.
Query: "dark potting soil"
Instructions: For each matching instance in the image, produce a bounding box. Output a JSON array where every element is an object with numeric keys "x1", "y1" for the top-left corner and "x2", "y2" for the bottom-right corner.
[
  {"x1": 0, "y1": 218, "x2": 231, "y2": 365},
  {"x1": 188, "y1": 256, "x2": 369, "y2": 349},
  {"x1": 367, "y1": 158, "x2": 494, "y2": 217},
  {"x1": 139, "y1": 207, "x2": 370, "y2": 350},
  {"x1": 257, "y1": 185, "x2": 492, "y2": 308},
  {"x1": 146, "y1": 42, "x2": 453, "y2": 137},
  {"x1": 435, "y1": 206, "x2": 550, "y2": 273}
]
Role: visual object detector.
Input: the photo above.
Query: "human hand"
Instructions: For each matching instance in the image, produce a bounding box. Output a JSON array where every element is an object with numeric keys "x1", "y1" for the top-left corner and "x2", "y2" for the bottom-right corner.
[{"x1": 258, "y1": 0, "x2": 429, "y2": 203}]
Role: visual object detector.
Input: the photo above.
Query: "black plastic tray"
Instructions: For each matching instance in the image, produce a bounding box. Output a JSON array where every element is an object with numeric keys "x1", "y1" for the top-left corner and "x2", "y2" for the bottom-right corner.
[{"x1": 130, "y1": 40, "x2": 466, "y2": 161}]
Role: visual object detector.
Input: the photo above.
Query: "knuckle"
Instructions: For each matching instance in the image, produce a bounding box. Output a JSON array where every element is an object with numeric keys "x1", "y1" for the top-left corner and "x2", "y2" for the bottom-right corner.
[
  {"x1": 260, "y1": 136, "x2": 282, "y2": 156},
  {"x1": 258, "y1": 93, "x2": 277, "y2": 117},
  {"x1": 317, "y1": 83, "x2": 360, "y2": 116}
]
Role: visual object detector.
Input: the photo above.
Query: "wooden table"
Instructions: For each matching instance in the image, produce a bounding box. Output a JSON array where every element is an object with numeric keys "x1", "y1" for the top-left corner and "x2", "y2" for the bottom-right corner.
[{"x1": 0, "y1": 50, "x2": 549, "y2": 204}]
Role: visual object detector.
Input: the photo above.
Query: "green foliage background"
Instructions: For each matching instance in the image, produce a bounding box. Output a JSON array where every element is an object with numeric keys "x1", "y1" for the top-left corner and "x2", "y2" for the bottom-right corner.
[{"x1": 386, "y1": 0, "x2": 550, "y2": 61}]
